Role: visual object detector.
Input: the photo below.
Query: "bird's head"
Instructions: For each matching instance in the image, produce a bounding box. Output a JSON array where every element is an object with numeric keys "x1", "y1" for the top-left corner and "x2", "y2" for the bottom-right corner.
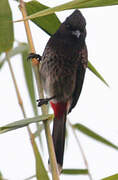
[{"x1": 58, "y1": 10, "x2": 86, "y2": 43}]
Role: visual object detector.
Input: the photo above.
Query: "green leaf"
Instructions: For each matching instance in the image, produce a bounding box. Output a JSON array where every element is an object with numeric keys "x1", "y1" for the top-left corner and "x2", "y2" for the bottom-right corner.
[
  {"x1": 24, "y1": 170, "x2": 88, "y2": 179},
  {"x1": 0, "y1": 0, "x2": 14, "y2": 52},
  {"x1": 0, "y1": 114, "x2": 53, "y2": 134},
  {"x1": 21, "y1": 49, "x2": 38, "y2": 116},
  {"x1": 25, "y1": 1, "x2": 60, "y2": 36},
  {"x1": 0, "y1": 59, "x2": 5, "y2": 69},
  {"x1": 0, "y1": 43, "x2": 29, "y2": 69},
  {"x1": 62, "y1": 169, "x2": 88, "y2": 175},
  {"x1": 102, "y1": 174, "x2": 118, "y2": 180},
  {"x1": 0, "y1": 172, "x2": 3, "y2": 179},
  {"x1": 73, "y1": 123, "x2": 118, "y2": 150},
  {"x1": 29, "y1": 131, "x2": 49, "y2": 180},
  {"x1": 24, "y1": 175, "x2": 36, "y2": 180},
  {"x1": 15, "y1": 0, "x2": 118, "y2": 22},
  {"x1": 88, "y1": 61, "x2": 109, "y2": 87},
  {"x1": 76, "y1": 0, "x2": 118, "y2": 8},
  {"x1": 6, "y1": 43, "x2": 29, "y2": 59}
]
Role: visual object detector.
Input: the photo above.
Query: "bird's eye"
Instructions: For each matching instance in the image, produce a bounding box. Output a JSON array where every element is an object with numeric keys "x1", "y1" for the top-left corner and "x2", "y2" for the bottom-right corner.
[
  {"x1": 66, "y1": 23, "x2": 74, "y2": 31},
  {"x1": 79, "y1": 28, "x2": 84, "y2": 33}
]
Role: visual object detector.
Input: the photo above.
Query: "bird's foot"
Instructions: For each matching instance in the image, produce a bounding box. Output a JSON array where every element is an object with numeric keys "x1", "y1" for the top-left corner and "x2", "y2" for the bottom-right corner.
[
  {"x1": 27, "y1": 53, "x2": 41, "y2": 62},
  {"x1": 37, "y1": 96, "x2": 56, "y2": 107},
  {"x1": 37, "y1": 98, "x2": 49, "y2": 107}
]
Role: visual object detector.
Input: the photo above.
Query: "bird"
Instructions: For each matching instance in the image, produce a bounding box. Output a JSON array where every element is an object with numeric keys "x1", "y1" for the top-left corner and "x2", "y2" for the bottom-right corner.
[{"x1": 28, "y1": 9, "x2": 88, "y2": 173}]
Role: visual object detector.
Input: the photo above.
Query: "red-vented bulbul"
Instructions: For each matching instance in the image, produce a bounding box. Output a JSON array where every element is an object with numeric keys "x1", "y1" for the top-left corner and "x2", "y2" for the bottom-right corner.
[{"x1": 28, "y1": 9, "x2": 88, "y2": 173}]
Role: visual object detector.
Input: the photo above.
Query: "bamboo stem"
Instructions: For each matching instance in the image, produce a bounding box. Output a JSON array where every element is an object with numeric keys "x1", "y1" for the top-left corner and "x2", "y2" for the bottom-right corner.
[
  {"x1": 69, "y1": 120, "x2": 93, "y2": 180},
  {"x1": 6, "y1": 52, "x2": 26, "y2": 118},
  {"x1": 19, "y1": 1, "x2": 60, "y2": 179},
  {"x1": 6, "y1": 52, "x2": 32, "y2": 137}
]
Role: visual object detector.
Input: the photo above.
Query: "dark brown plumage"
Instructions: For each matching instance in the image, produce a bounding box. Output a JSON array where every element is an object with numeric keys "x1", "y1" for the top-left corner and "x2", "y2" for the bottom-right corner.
[
  {"x1": 31, "y1": 10, "x2": 88, "y2": 172},
  {"x1": 40, "y1": 10, "x2": 88, "y2": 172}
]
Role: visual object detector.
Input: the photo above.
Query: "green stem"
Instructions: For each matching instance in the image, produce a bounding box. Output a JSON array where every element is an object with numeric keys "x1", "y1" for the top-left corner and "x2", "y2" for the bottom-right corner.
[
  {"x1": 6, "y1": 51, "x2": 35, "y2": 151},
  {"x1": 19, "y1": 1, "x2": 60, "y2": 179},
  {"x1": 6, "y1": 52, "x2": 26, "y2": 118}
]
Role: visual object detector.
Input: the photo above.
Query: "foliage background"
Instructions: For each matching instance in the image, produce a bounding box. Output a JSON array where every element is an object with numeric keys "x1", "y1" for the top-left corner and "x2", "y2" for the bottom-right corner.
[{"x1": 0, "y1": 0, "x2": 118, "y2": 180}]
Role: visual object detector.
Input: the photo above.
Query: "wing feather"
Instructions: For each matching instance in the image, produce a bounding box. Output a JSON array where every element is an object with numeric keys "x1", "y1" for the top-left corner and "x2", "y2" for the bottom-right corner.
[{"x1": 69, "y1": 44, "x2": 88, "y2": 113}]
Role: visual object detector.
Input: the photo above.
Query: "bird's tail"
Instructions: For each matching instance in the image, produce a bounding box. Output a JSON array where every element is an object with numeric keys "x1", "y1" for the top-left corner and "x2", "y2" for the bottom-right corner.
[{"x1": 50, "y1": 102, "x2": 67, "y2": 172}]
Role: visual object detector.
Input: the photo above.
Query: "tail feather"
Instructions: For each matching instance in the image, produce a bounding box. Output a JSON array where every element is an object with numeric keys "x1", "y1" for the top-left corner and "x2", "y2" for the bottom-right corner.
[{"x1": 52, "y1": 113, "x2": 66, "y2": 169}]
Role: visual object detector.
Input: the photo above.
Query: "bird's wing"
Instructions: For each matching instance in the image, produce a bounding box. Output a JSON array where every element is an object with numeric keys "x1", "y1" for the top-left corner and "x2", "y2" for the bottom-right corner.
[{"x1": 68, "y1": 44, "x2": 88, "y2": 113}]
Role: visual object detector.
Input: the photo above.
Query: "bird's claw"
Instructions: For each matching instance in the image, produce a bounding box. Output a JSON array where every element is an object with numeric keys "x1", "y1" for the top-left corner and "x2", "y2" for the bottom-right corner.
[
  {"x1": 37, "y1": 96, "x2": 56, "y2": 107},
  {"x1": 27, "y1": 53, "x2": 41, "y2": 62},
  {"x1": 37, "y1": 98, "x2": 49, "y2": 107}
]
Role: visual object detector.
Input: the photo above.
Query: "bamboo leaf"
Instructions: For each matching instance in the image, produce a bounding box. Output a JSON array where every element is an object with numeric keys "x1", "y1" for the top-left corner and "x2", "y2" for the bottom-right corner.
[
  {"x1": 0, "y1": 0, "x2": 14, "y2": 52},
  {"x1": 24, "y1": 175, "x2": 36, "y2": 180},
  {"x1": 21, "y1": 49, "x2": 38, "y2": 116},
  {"x1": 88, "y1": 61, "x2": 109, "y2": 87},
  {"x1": 15, "y1": 0, "x2": 118, "y2": 22},
  {"x1": 6, "y1": 43, "x2": 29, "y2": 59},
  {"x1": 25, "y1": 1, "x2": 60, "y2": 36},
  {"x1": 0, "y1": 43, "x2": 29, "y2": 69},
  {"x1": 62, "y1": 168, "x2": 88, "y2": 175},
  {"x1": 0, "y1": 60, "x2": 5, "y2": 69},
  {"x1": 24, "y1": 168, "x2": 88, "y2": 179},
  {"x1": 0, "y1": 172, "x2": 3, "y2": 179},
  {"x1": 29, "y1": 130, "x2": 49, "y2": 180},
  {"x1": 0, "y1": 114, "x2": 54, "y2": 134},
  {"x1": 73, "y1": 123, "x2": 118, "y2": 150},
  {"x1": 102, "y1": 174, "x2": 118, "y2": 180}
]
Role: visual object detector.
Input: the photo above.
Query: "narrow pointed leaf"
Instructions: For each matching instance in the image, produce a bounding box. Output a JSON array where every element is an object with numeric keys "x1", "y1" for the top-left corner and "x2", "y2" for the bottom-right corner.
[
  {"x1": 0, "y1": 114, "x2": 53, "y2": 134},
  {"x1": 0, "y1": 172, "x2": 3, "y2": 179},
  {"x1": 24, "y1": 175, "x2": 36, "y2": 180},
  {"x1": 6, "y1": 43, "x2": 29, "y2": 59},
  {"x1": 0, "y1": 43, "x2": 29, "y2": 69},
  {"x1": 21, "y1": 49, "x2": 38, "y2": 116},
  {"x1": 0, "y1": 0, "x2": 14, "y2": 52},
  {"x1": 25, "y1": 1, "x2": 60, "y2": 36},
  {"x1": 102, "y1": 174, "x2": 118, "y2": 180},
  {"x1": 29, "y1": 131, "x2": 49, "y2": 180},
  {"x1": 62, "y1": 169, "x2": 88, "y2": 175},
  {"x1": 0, "y1": 60, "x2": 5, "y2": 69},
  {"x1": 76, "y1": 0, "x2": 118, "y2": 8},
  {"x1": 73, "y1": 123, "x2": 118, "y2": 150},
  {"x1": 15, "y1": 0, "x2": 118, "y2": 22},
  {"x1": 88, "y1": 61, "x2": 109, "y2": 87}
]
